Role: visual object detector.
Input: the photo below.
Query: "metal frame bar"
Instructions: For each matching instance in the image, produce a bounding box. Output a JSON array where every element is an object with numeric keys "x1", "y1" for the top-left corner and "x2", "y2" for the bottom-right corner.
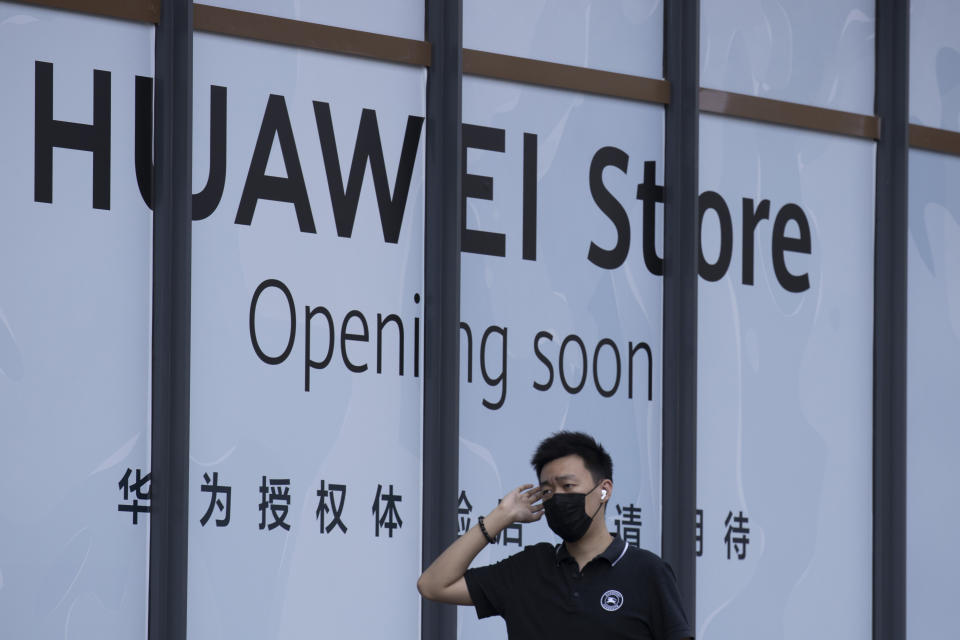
[
  {"x1": 148, "y1": 1, "x2": 192, "y2": 640},
  {"x1": 661, "y1": 0, "x2": 699, "y2": 626},
  {"x1": 872, "y1": 1, "x2": 908, "y2": 640},
  {"x1": 462, "y1": 49, "x2": 670, "y2": 104},
  {"x1": 421, "y1": 1, "x2": 462, "y2": 639},
  {"x1": 11, "y1": 0, "x2": 160, "y2": 23},
  {"x1": 193, "y1": 4, "x2": 430, "y2": 67},
  {"x1": 909, "y1": 123, "x2": 960, "y2": 156},
  {"x1": 700, "y1": 88, "x2": 880, "y2": 140}
]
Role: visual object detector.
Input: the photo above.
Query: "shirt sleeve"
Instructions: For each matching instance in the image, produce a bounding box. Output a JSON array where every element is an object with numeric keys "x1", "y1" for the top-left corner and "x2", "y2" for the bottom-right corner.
[
  {"x1": 655, "y1": 561, "x2": 693, "y2": 640},
  {"x1": 463, "y1": 550, "x2": 528, "y2": 620}
]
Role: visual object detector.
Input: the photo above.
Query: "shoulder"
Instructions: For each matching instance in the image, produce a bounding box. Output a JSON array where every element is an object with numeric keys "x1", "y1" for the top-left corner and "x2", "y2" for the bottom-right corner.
[
  {"x1": 617, "y1": 546, "x2": 679, "y2": 581},
  {"x1": 619, "y1": 545, "x2": 666, "y2": 566}
]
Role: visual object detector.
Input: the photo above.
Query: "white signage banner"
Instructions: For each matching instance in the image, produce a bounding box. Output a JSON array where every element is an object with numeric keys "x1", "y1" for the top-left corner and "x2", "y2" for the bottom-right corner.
[
  {"x1": 700, "y1": 0, "x2": 875, "y2": 114},
  {"x1": 458, "y1": 75, "x2": 665, "y2": 639},
  {"x1": 909, "y1": 0, "x2": 960, "y2": 132},
  {"x1": 188, "y1": 33, "x2": 425, "y2": 640},
  {"x1": 0, "y1": 4, "x2": 153, "y2": 639},
  {"x1": 696, "y1": 114, "x2": 875, "y2": 640},
  {"x1": 906, "y1": 149, "x2": 960, "y2": 639},
  {"x1": 464, "y1": 0, "x2": 663, "y2": 78}
]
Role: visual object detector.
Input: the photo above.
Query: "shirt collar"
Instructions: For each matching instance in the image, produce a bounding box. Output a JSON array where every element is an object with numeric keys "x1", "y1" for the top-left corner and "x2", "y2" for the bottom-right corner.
[{"x1": 555, "y1": 535, "x2": 628, "y2": 566}]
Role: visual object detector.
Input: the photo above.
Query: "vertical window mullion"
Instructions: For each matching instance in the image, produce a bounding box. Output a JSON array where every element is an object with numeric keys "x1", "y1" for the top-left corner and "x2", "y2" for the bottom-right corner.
[
  {"x1": 148, "y1": 1, "x2": 193, "y2": 639},
  {"x1": 422, "y1": 1, "x2": 463, "y2": 639},
  {"x1": 872, "y1": 1, "x2": 908, "y2": 639},
  {"x1": 661, "y1": 0, "x2": 699, "y2": 623}
]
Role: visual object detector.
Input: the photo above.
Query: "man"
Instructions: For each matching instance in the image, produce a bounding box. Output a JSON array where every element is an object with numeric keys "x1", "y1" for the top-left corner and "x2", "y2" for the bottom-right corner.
[{"x1": 418, "y1": 431, "x2": 692, "y2": 639}]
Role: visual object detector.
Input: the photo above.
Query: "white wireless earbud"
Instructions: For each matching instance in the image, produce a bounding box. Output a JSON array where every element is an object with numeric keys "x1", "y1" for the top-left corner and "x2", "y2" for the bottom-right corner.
[{"x1": 601, "y1": 489, "x2": 607, "y2": 500}]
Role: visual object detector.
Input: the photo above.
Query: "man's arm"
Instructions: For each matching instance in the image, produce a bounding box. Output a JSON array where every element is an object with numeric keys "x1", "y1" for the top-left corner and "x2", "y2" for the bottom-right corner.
[{"x1": 417, "y1": 484, "x2": 543, "y2": 605}]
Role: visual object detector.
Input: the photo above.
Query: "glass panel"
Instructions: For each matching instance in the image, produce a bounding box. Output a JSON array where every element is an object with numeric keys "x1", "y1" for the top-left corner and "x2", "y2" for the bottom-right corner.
[
  {"x1": 701, "y1": 0, "x2": 875, "y2": 114},
  {"x1": 458, "y1": 75, "x2": 665, "y2": 638},
  {"x1": 188, "y1": 32, "x2": 425, "y2": 639},
  {"x1": 906, "y1": 149, "x2": 960, "y2": 638},
  {"x1": 197, "y1": 0, "x2": 424, "y2": 41},
  {"x1": 464, "y1": 0, "x2": 663, "y2": 78},
  {"x1": 696, "y1": 114, "x2": 874, "y2": 640},
  {"x1": 909, "y1": 0, "x2": 960, "y2": 132},
  {"x1": 0, "y1": 4, "x2": 153, "y2": 638}
]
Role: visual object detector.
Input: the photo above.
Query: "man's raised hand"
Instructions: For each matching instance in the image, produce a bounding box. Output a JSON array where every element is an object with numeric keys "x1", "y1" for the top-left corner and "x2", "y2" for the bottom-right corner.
[{"x1": 498, "y1": 484, "x2": 544, "y2": 524}]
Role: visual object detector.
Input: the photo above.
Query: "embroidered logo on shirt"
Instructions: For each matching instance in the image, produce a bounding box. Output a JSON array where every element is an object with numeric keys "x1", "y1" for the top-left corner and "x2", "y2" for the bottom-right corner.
[{"x1": 600, "y1": 589, "x2": 624, "y2": 611}]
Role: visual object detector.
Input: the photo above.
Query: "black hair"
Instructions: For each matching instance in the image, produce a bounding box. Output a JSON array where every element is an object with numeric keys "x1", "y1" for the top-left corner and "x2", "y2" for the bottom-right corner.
[{"x1": 530, "y1": 431, "x2": 613, "y2": 483}]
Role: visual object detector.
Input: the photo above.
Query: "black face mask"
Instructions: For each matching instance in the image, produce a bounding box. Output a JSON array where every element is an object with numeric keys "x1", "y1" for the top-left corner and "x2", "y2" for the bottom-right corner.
[{"x1": 543, "y1": 483, "x2": 603, "y2": 542}]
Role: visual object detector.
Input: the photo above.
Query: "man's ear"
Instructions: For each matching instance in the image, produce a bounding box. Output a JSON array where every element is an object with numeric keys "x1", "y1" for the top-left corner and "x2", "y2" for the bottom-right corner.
[{"x1": 600, "y1": 479, "x2": 613, "y2": 501}]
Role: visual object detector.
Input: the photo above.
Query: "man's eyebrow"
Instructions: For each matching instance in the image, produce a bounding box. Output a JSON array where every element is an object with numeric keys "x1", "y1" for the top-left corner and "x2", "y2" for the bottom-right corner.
[{"x1": 540, "y1": 474, "x2": 577, "y2": 486}]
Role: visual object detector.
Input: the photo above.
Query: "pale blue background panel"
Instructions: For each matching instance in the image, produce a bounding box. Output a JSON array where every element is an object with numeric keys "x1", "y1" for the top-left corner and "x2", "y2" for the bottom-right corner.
[
  {"x1": 906, "y1": 149, "x2": 960, "y2": 640},
  {"x1": 458, "y1": 75, "x2": 665, "y2": 640},
  {"x1": 696, "y1": 114, "x2": 874, "y2": 640},
  {"x1": 701, "y1": 0, "x2": 875, "y2": 115},
  {"x1": 465, "y1": 0, "x2": 663, "y2": 78},
  {"x1": 909, "y1": 0, "x2": 960, "y2": 132},
  {"x1": 0, "y1": 5, "x2": 154, "y2": 639}
]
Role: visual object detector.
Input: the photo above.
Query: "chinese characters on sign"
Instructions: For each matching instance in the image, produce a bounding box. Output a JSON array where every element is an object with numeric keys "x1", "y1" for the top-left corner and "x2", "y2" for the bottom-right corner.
[
  {"x1": 316, "y1": 480, "x2": 348, "y2": 534},
  {"x1": 454, "y1": 490, "x2": 524, "y2": 546},
  {"x1": 496, "y1": 520, "x2": 523, "y2": 547},
  {"x1": 200, "y1": 471, "x2": 231, "y2": 527},
  {"x1": 118, "y1": 472, "x2": 403, "y2": 538},
  {"x1": 117, "y1": 476, "x2": 753, "y2": 558},
  {"x1": 614, "y1": 503, "x2": 642, "y2": 548},
  {"x1": 259, "y1": 476, "x2": 291, "y2": 531},
  {"x1": 118, "y1": 467, "x2": 151, "y2": 524},
  {"x1": 723, "y1": 510, "x2": 750, "y2": 560},
  {"x1": 695, "y1": 509, "x2": 703, "y2": 557},
  {"x1": 457, "y1": 490, "x2": 473, "y2": 535},
  {"x1": 372, "y1": 483, "x2": 403, "y2": 538},
  {"x1": 692, "y1": 506, "x2": 752, "y2": 559}
]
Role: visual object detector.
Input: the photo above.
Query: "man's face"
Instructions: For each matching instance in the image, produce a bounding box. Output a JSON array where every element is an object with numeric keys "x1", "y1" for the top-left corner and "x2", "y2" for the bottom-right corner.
[{"x1": 538, "y1": 454, "x2": 610, "y2": 514}]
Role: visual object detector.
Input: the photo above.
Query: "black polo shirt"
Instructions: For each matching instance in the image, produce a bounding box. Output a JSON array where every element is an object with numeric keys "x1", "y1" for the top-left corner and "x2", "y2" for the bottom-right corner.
[{"x1": 464, "y1": 536, "x2": 692, "y2": 640}]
